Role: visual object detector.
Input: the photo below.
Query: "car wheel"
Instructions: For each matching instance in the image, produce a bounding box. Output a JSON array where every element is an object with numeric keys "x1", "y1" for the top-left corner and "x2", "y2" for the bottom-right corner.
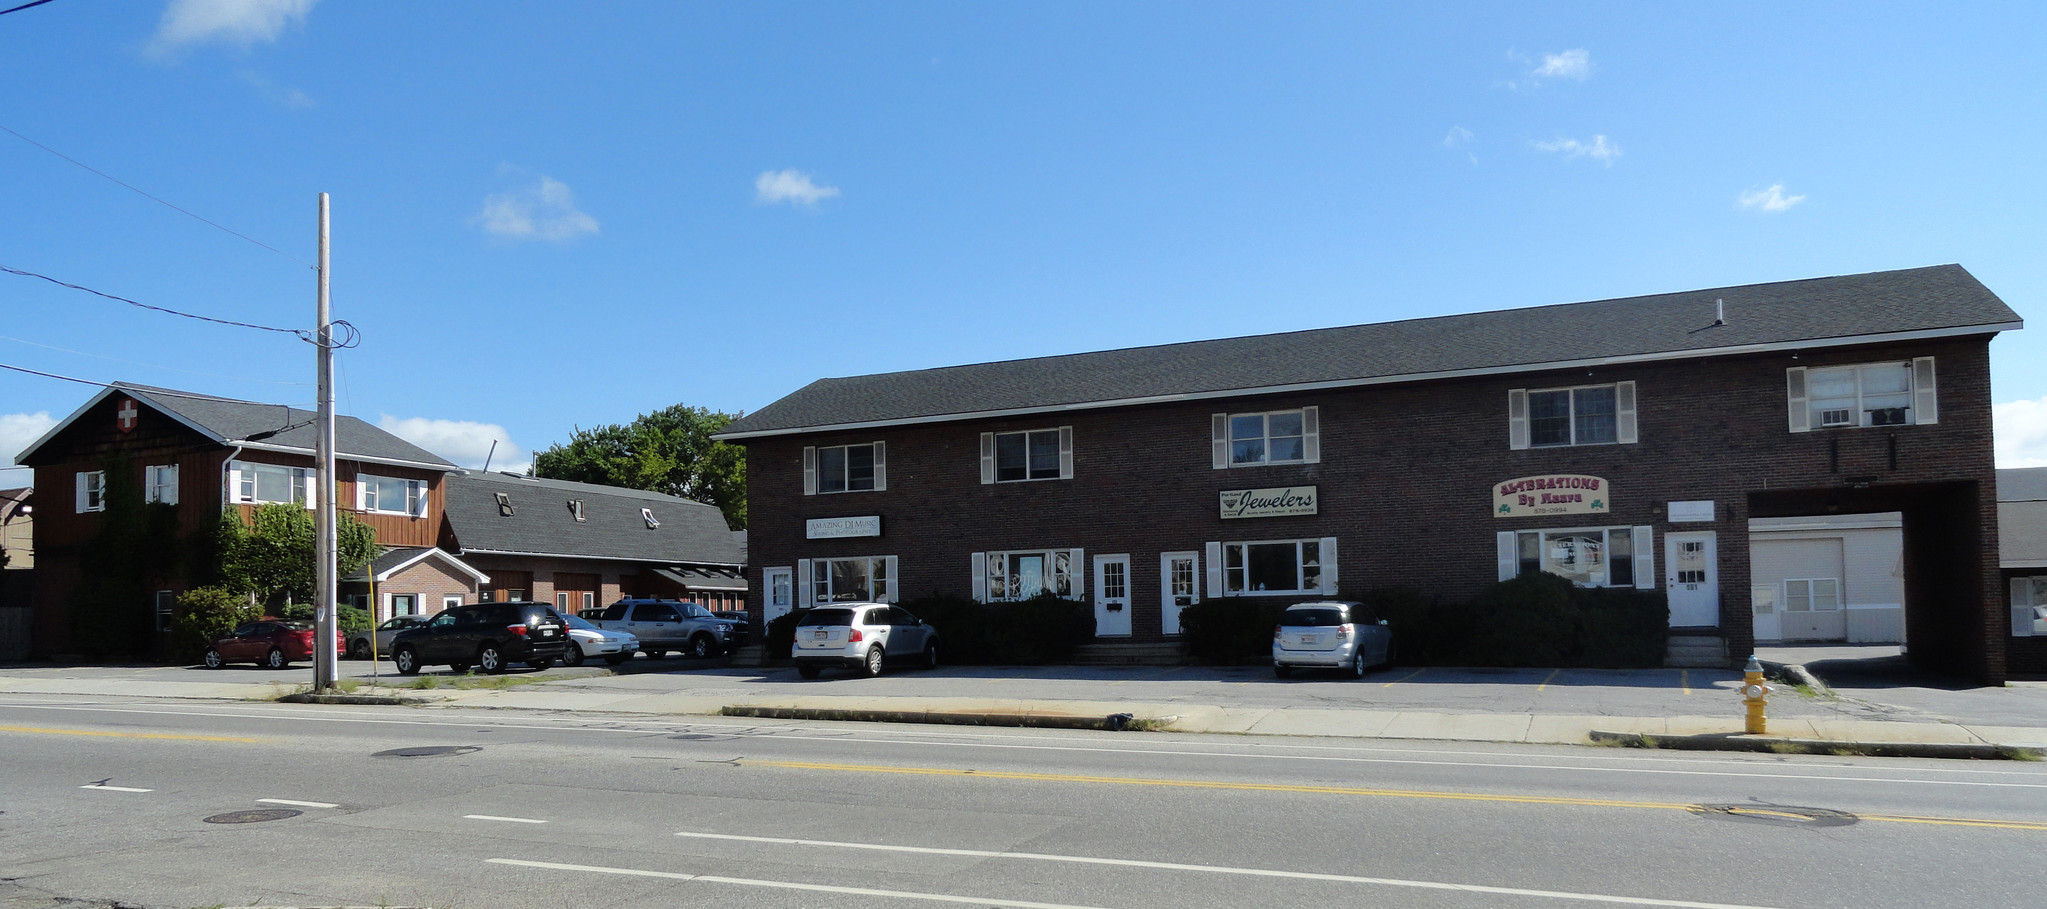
[
  {"x1": 449, "y1": 662, "x2": 471, "y2": 673},
  {"x1": 562, "y1": 645, "x2": 586, "y2": 667},
  {"x1": 202, "y1": 647, "x2": 223, "y2": 669},
  {"x1": 603, "y1": 653, "x2": 631, "y2": 666},
  {"x1": 348, "y1": 639, "x2": 370, "y2": 661},
  {"x1": 922, "y1": 641, "x2": 938, "y2": 670},
  {"x1": 1351, "y1": 651, "x2": 1367, "y2": 679},
  {"x1": 688, "y1": 634, "x2": 716, "y2": 659},
  {"x1": 1274, "y1": 664, "x2": 1292, "y2": 678},
  {"x1": 862, "y1": 646, "x2": 885, "y2": 678},
  {"x1": 797, "y1": 664, "x2": 821, "y2": 679},
  {"x1": 394, "y1": 646, "x2": 420, "y2": 675},
  {"x1": 265, "y1": 647, "x2": 288, "y2": 670},
  {"x1": 527, "y1": 659, "x2": 554, "y2": 671},
  {"x1": 477, "y1": 643, "x2": 506, "y2": 674},
  {"x1": 643, "y1": 648, "x2": 665, "y2": 660}
]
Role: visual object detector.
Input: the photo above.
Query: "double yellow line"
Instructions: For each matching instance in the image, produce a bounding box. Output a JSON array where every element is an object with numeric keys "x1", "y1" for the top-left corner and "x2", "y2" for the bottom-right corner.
[{"x1": 0, "y1": 724, "x2": 258, "y2": 743}]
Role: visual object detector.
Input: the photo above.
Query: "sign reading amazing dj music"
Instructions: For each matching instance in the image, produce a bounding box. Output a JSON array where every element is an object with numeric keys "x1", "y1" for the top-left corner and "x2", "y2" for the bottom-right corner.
[
  {"x1": 806, "y1": 515, "x2": 881, "y2": 539},
  {"x1": 1493, "y1": 475, "x2": 1609, "y2": 518},
  {"x1": 1220, "y1": 486, "x2": 1318, "y2": 520}
]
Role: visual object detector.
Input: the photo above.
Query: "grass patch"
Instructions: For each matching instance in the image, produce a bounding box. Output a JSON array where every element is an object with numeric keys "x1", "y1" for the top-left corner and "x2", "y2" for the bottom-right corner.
[
  {"x1": 2002, "y1": 747, "x2": 2042, "y2": 762},
  {"x1": 405, "y1": 675, "x2": 440, "y2": 690},
  {"x1": 397, "y1": 672, "x2": 544, "y2": 691}
]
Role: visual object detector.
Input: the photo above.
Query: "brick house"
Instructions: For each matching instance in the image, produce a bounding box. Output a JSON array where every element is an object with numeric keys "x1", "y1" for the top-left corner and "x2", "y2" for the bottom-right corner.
[
  {"x1": 1997, "y1": 468, "x2": 2047, "y2": 674},
  {"x1": 718, "y1": 265, "x2": 2023, "y2": 683},
  {"x1": 14, "y1": 383, "x2": 456, "y2": 656},
  {"x1": 439, "y1": 471, "x2": 747, "y2": 617}
]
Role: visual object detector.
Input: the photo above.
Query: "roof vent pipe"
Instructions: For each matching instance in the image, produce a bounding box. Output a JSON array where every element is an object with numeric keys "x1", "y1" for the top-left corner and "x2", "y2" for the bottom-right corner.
[{"x1": 1714, "y1": 298, "x2": 1725, "y2": 326}]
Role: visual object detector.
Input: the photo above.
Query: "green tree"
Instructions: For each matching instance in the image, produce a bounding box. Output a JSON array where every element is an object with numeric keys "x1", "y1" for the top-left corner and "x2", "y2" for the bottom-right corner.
[
  {"x1": 532, "y1": 403, "x2": 747, "y2": 528},
  {"x1": 67, "y1": 458, "x2": 184, "y2": 657},
  {"x1": 216, "y1": 503, "x2": 380, "y2": 611}
]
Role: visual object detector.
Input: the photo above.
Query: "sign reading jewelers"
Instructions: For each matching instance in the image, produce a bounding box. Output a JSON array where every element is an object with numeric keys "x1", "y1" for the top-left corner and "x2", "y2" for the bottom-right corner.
[
  {"x1": 806, "y1": 515, "x2": 882, "y2": 539},
  {"x1": 1220, "y1": 486, "x2": 1318, "y2": 520},
  {"x1": 1493, "y1": 475, "x2": 1609, "y2": 518}
]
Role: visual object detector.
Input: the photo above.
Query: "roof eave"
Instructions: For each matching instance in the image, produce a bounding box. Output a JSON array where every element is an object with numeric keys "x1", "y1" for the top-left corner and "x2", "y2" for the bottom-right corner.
[
  {"x1": 453, "y1": 546, "x2": 744, "y2": 567},
  {"x1": 233, "y1": 440, "x2": 457, "y2": 473},
  {"x1": 714, "y1": 322, "x2": 2019, "y2": 441}
]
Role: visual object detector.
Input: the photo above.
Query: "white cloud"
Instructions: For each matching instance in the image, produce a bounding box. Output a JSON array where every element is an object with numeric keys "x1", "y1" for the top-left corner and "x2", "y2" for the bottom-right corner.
[
  {"x1": 236, "y1": 70, "x2": 315, "y2": 108},
  {"x1": 149, "y1": 0, "x2": 317, "y2": 54},
  {"x1": 0, "y1": 411, "x2": 58, "y2": 484},
  {"x1": 379, "y1": 415, "x2": 527, "y2": 473},
  {"x1": 755, "y1": 169, "x2": 841, "y2": 206},
  {"x1": 473, "y1": 175, "x2": 600, "y2": 243},
  {"x1": 1442, "y1": 126, "x2": 1474, "y2": 148},
  {"x1": 1533, "y1": 134, "x2": 1621, "y2": 165},
  {"x1": 1995, "y1": 398, "x2": 2047, "y2": 468},
  {"x1": 1534, "y1": 49, "x2": 1592, "y2": 80},
  {"x1": 1739, "y1": 183, "x2": 1806, "y2": 213}
]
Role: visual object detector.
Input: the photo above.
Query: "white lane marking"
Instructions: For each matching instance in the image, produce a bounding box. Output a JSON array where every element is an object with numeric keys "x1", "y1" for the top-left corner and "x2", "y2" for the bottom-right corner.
[
  {"x1": 79, "y1": 784, "x2": 151, "y2": 792},
  {"x1": 258, "y1": 798, "x2": 338, "y2": 809},
  {"x1": 490, "y1": 858, "x2": 1113, "y2": 909},
  {"x1": 466, "y1": 815, "x2": 546, "y2": 824},
  {"x1": 668, "y1": 831, "x2": 1790, "y2": 909},
  {"x1": 11, "y1": 700, "x2": 2045, "y2": 788}
]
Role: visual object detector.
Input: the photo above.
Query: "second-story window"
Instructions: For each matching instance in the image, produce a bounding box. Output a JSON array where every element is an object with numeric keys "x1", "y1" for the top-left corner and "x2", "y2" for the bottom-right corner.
[
  {"x1": 804, "y1": 442, "x2": 886, "y2": 495},
  {"x1": 1509, "y1": 382, "x2": 1637, "y2": 449},
  {"x1": 230, "y1": 460, "x2": 313, "y2": 507},
  {"x1": 145, "y1": 464, "x2": 179, "y2": 505},
  {"x1": 1788, "y1": 359, "x2": 1937, "y2": 431},
  {"x1": 358, "y1": 474, "x2": 426, "y2": 516},
  {"x1": 1211, "y1": 406, "x2": 1319, "y2": 468},
  {"x1": 75, "y1": 470, "x2": 106, "y2": 513},
  {"x1": 980, "y1": 427, "x2": 1073, "y2": 483}
]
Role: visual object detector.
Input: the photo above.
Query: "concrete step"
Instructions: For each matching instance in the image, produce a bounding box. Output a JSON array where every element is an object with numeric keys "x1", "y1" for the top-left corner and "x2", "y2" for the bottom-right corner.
[
  {"x1": 1665, "y1": 634, "x2": 1731, "y2": 669},
  {"x1": 1069, "y1": 641, "x2": 1189, "y2": 666}
]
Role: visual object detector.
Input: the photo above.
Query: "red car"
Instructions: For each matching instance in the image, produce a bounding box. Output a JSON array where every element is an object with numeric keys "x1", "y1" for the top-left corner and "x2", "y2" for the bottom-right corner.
[{"x1": 202, "y1": 620, "x2": 343, "y2": 669}]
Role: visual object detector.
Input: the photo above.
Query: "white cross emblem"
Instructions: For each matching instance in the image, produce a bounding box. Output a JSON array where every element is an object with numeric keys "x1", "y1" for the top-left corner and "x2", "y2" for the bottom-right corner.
[{"x1": 116, "y1": 399, "x2": 138, "y2": 432}]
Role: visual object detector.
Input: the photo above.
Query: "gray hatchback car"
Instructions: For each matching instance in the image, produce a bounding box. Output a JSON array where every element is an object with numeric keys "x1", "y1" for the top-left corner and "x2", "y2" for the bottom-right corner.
[{"x1": 1272, "y1": 600, "x2": 1392, "y2": 678}]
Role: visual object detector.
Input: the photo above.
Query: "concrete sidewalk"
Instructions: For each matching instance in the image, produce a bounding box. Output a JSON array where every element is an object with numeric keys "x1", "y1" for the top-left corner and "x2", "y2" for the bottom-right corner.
[{"x1": 4, "y1": 663, "x2": 2045, "y2": 759}]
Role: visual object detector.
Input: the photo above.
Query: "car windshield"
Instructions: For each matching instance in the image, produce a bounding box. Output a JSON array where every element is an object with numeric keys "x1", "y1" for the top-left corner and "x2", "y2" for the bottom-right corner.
[
  {"x1": 1281, "y1": 607, "x2": 1348, "y2": 627},
  {"x1": 277, "y1": 621, "x2": 314, "y2": 631},
  {"x1": 797, "y1": 608, "x2": 855, "y2": 627},
  {"x1": 563, "y1": 615, "x2": 595, "y2": 631}
]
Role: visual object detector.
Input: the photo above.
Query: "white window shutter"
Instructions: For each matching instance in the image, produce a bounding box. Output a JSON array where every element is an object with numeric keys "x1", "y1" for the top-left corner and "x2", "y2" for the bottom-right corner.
[
  {"x1": 355, "y1": 473, "x2": 368, "y2": 511},
  {"x1": 162, "y1": 465, "x2": 179, "y2": 506},
  {"x1": 1913, "y1": 357, "x2": 1938, "y2": 425},
  {"x1": 802, "y1": 447, "x2": 818, "y2": 496},
  {"x1": 970, "y1": 552, "x2": 987, "y2": 601},
  {"x1": 2012, "y1": 577, "x2": 2034, "y2": 637},
  {"x1": 75, "y1": 472, "x2": 89, "y2": 513},
  {"x1": 881, "y1": 556, "x2": 898, "y2": 603},
  {"x1": 1508, "y1": 390, "x2": 1530, "y2": 450},
  {"x1": 1631, "y1": 526, "x2": 1656, "y2": 590},
  {"x1": 872, "y1": 441, "x2": 887, "y2": 491},
  {"x1": 1616, "y1": 381, "x2": 1638, "y2": 444},
  {"x1": 979, "y1": 433, "x2": 995, "y2": 484},
  {"x1": 226, "y1": 462, "x2": 242, "y2": 504},
  {"x1": 1787, "y1": 368, "x2": 1810, "y2": 433},
  {"x1": 797, "y1": 560, "x2": 813, "y2": 606},
  {"x1": 1068, "y1": 548, "x2": 1085, "y2": 598},
  {"x1": 1318, "y1": 536, "x2": 1338, "y2": 593},
  {"x1": 1497, "y1": 532, "x2": 1518, "y2": 582},
  {"x1": 1211, "y1": 414, "x2": 1228, "y2": 469},
  {"x1": 1302, "y1": 406, "x2": 1321, "y2": 463},
  {"x1": 414, "y1": 481, "x2": 430, "y2": 517},
  {"x1": 1204, "y1": 542, "x2": 1224, "y2": 598},
  {"x1": 1059, "y1": 426, "x2": 1074, "y2": 479}
]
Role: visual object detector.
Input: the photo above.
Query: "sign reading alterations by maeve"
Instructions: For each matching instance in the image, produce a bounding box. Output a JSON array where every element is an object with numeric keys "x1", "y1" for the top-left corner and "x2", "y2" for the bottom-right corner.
[{"x1": 1493, "y1": 475, "x2": 1609, "y2": 518}]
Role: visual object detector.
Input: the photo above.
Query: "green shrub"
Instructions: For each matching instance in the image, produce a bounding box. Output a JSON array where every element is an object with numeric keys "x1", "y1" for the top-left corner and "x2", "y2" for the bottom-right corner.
[
  {"x1": 1449, "y1": 573, "x2": 1668, "y2": 668},
  {"x1": 169, "y1": 586, "x2": 263, "y2": 660},
  {"x1": 1178, "y1": 597, "x2": 1291, "y2": 665},
  {"x1": 907, "y1": 592, "x2": 1094, "y2": 665}
]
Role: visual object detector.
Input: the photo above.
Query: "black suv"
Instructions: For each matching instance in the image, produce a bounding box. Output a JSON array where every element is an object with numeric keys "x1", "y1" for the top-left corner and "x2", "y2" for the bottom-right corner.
[{"x1": 391, "y1": 602, "x2": 572, "y2": 674}]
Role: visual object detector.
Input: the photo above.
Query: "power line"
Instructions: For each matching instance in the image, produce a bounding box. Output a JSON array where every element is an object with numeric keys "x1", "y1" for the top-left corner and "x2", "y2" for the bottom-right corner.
[
  {"x1": 0, "y1": 122, "x2": 311, "y2": 267},
  {"x1": 0, "y1": 264, "x2": 362, "y2": 349},
  {"x1": 0, "y1": 0, "x2": 58, "y2": 16}
]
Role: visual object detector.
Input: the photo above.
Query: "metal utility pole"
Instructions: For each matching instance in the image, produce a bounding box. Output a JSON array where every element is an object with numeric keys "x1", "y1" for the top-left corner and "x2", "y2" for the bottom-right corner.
[{"x1": 313, "y1": 192, "x2": 339, "y2": 691}]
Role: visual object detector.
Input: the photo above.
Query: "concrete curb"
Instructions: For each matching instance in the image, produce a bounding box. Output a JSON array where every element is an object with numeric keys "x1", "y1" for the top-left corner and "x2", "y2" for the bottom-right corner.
[
  {"x1": 722, "y1": 704, "x2": 1157, "y2": 731},
  {"x1": 1586, "y1": 729, "x2": 2029, "y2": 760},
  {"x1": 276, "y1": 693, "x2": 426, "y2": 706}
]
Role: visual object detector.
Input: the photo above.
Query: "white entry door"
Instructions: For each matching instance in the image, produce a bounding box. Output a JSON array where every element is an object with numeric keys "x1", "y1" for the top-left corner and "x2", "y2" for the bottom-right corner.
[
  {"x1": 1160, "y1": 551, "x2": 1200, "y2": 635},
  {"x1": 1665, "y1": 532, "x2": 1720, "y2": 627},
  {"x1": 763, "y1": 567, "x2": 794, "y2": 625},
  {"x1": 1094, "y1": 554, "x2": 1132, "y2": 636},
  {"x1": 1751, "y1": 584, "x2": 1782, "y2": 642}
]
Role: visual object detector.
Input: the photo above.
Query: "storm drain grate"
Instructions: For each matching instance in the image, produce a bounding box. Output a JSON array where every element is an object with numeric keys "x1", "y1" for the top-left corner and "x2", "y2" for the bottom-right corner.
[
  {"x1": 1688, "y1": 803, "x2": 1858, "y2": 828},
  {"x1": 204, "y1": 808, "x2": 302, "y2": 824},
  {"x1": 373, "y1": 745, "x2": 482, "y2": 758}
]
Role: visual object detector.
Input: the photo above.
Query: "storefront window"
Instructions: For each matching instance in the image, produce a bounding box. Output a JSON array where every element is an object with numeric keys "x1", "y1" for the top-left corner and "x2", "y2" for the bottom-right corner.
[
  {"x1": 986, "y1": 550, "x2": 1073, "y2": 600},
  {"x1": 1512, "y1": 528, "x2": 1634, "y2": 587},
  {"x1": 811, "y1": 556, "x2": 893, "y2": 603},
  {"x1": 1223, "y1": 539, "x2": 1321, "y2": 594}
]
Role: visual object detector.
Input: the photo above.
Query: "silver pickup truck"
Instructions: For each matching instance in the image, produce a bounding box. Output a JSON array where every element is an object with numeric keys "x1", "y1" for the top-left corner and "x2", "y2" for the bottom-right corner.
[{"x1": 581, "y1": 598, "x2": 745, "y2": 659}]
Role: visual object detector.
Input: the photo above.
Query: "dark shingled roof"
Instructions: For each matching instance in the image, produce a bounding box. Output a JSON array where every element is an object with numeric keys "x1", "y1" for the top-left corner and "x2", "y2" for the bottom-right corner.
[
  {"x1": 720, "y1": 265, "x2": 2020, "y2": 438},
  {"x1": 443, "y1": 471, "x2": 744, "y2": 566},
  {"x1": 123, "y1": 383, "x2": 456, "y2": 468}
]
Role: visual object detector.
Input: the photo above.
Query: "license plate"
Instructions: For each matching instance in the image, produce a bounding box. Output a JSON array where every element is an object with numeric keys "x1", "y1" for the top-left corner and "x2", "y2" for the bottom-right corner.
[
  {"x1": 1296, "y1": 634, "x2": 1318, "y2": 645},
  {"x1": 813, "y1": 630, "x2": 829, "y2": 639}
]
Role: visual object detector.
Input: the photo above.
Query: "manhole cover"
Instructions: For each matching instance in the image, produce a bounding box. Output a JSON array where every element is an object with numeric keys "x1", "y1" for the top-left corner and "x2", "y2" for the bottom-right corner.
[
  {"x1": 373, "y1": 745, "x2": 482, "y2": 758},
  {"x1": 204, "y1": 808, "x2": 302, "y2": 824},
  {"x1": 1688, "y1": 803, "x2": 1858, "y2": 828}
]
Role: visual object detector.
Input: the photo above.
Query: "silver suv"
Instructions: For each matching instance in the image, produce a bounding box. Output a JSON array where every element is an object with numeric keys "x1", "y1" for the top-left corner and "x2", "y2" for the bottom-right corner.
[
  {"x1": 1272, "y1": 600, "x2": 1392, "y2": 678},
  {"x1": 791, "y1": 603, "x2": 938, "y2": 679}
]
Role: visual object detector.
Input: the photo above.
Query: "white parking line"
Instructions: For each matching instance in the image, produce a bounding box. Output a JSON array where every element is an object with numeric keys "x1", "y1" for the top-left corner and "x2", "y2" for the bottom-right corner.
[
  {"x1": 466, "y1": 815, "x2": 546, "y2": 824},
  {"x1": 489, "y1": 858, "x2": 1112, "y2": 909},
  {"x1": 668, "y1": 831, "x2": 1790, "y2": 909},
  {"x1": 79, "y1": 784, "x2": 151, "y2": 793},
  {"x1": 258, "y1": 798, "x2": 339, "y2": 809}
]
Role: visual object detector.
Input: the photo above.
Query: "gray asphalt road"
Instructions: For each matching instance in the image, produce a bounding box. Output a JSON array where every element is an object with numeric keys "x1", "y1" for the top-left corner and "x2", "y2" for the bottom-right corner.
[{"x1": 4, "y1": 694, "x2": 2045, "y2": 908}]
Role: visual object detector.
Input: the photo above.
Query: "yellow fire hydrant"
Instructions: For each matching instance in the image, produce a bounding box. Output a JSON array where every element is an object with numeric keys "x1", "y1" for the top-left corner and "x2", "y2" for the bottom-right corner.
[{"x1": 1740, "y1": 654, "x2": 1772, "y2": 735}]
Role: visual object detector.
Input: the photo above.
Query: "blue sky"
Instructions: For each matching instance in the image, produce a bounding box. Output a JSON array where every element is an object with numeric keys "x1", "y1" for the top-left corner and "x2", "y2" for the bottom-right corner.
[{"x1": 4, "y1": 1, "x2": 2046, "y2": 488}]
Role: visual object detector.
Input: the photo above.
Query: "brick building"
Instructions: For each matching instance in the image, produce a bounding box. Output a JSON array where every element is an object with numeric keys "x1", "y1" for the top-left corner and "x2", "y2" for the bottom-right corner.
[{"x1": 719, "y1": 265, "x2": 2024, "y2": 682}]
